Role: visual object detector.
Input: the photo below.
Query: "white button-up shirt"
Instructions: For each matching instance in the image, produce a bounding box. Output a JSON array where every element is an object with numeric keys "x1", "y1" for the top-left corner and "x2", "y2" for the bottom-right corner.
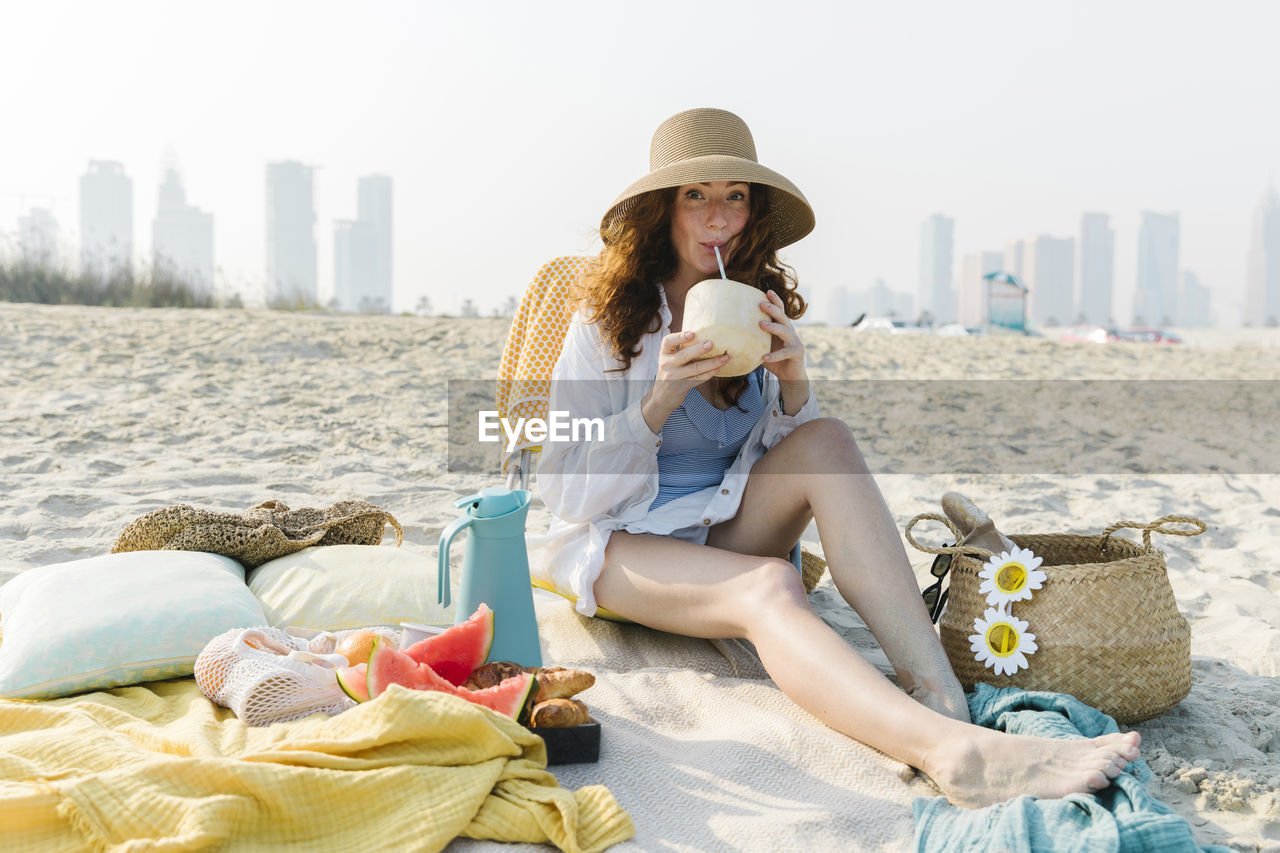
[{"x1": 529, "y1": 284, "x2": 819, "y2": 616}]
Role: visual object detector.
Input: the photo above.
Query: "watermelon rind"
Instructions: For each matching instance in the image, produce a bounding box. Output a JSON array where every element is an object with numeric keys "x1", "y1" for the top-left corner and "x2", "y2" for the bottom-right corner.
[
  {"x1": 336, "y1": 663, "x2": 369, "y2": 703},
  {"x1": 403, "y1": 603, "x2": 495, "y2": 686},
  {"x1": 366, "y1": 639, "x2": 537, "y2": 719},
  {"x1": 477, "y1": 671, "x2": 536, "y2": 719}
]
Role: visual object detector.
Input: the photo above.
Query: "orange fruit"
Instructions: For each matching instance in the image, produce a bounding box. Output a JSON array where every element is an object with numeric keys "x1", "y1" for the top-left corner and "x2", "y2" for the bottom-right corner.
[{"x1": 336, "y1": 630, "x2": 381, "y2": 666}]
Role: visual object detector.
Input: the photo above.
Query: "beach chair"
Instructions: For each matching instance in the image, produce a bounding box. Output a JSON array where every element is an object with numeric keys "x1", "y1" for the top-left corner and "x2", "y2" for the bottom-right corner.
[
  {"x1": 497, "y1": 256, "x2": 592, "y2": 490},
  {"x1": 498, "y1": 257, "x2": 826, "y2": 597}
]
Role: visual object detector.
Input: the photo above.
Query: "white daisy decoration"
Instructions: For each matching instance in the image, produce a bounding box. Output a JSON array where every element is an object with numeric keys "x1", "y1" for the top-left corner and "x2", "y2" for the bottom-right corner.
[
  {"x1": 977, "y1": 545, "x2": 1046, "y2": 607},
  {"x1": 969, "y1": 606, "x2": 1038, "y2": 676}
]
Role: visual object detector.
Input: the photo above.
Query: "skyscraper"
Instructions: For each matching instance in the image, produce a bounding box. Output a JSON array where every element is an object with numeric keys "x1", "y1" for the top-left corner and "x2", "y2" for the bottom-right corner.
[
  {"x1": 333, "y1": 219, "x2": 376, "y2": 312},
  {"x1": 1010, "y1": 235, "x2": 1075, "y2": 327},
  {"x1": 918, "y1": 213, "x2": 955, "y2": 323},
  {"x1": 1003, "y1": 238, "x2": 1025, "y2": 281},
  {"x1": 333, "y1": 175, "x2": 394, "y2": 313},
  {"x1": 1134, "y1": 212, "x2": 1180, "y2": 326},
  {"x1": 153, "y1": 167, "x2": 214, "y2": 298},
  {"x1": 958, "y1": 250, "x2": 1002, "y2": 326},
  {"x1": 1078, "y1": 213, "x2": 1115, "y2": 326},
  {"x1": 1178, "y1": 270, "x2": 1212, "y2": 327},
  {"x1": 79, "y1": 161, "x2": 133, "y2": 279},
  {"x1": 1245, "y1": 185, "x2": 1280, "y2": 326},
  {"x1": 265, "y1": 161, "x2": 317, "y2": 305},
  {"x1": 866, "y1": 277, "x2": 894, "y2": 317},
  {"x1": 358, "y1": 175, "x2": 393, "y2": 311}
]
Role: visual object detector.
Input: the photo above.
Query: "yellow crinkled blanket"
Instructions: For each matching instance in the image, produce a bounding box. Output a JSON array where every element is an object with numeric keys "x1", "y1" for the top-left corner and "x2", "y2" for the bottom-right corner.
[{"x1": 0, "y1": 679, "x2": 633, "y2": 852}]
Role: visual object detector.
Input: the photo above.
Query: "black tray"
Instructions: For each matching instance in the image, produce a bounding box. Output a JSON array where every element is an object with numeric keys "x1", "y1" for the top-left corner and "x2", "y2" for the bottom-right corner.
[{"x1": 528, "y1": 722, "x2": 601, "y2": 765}]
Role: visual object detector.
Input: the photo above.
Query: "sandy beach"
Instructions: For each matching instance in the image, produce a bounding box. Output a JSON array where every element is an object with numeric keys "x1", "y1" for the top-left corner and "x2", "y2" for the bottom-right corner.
[{"x1": 1, "y1": 301, "x2": 1277, "y2": 851}]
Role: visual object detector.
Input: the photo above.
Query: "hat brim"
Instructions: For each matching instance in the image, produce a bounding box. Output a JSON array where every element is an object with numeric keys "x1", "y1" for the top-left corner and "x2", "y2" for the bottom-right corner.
[{"x1": 601, "y1": 154, "x2": 815, "y2": 250}]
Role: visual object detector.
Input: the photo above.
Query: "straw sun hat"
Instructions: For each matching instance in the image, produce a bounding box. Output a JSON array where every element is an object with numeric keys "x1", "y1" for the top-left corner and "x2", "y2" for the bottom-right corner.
[{"x1": 602, "y1": 108, "x2": 815, "y2": 250}]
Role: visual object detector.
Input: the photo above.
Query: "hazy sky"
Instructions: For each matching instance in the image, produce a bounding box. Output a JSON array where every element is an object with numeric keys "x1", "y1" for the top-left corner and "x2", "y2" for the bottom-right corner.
[{"x1": 2, "y1": 1, "x2": 1277, "y2": 325}]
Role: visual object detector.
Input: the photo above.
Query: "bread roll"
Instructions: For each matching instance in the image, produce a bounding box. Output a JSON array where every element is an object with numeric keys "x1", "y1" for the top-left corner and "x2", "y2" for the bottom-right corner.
[
  {"x1": 529, "y1": 698, "x2": 592, "y2": 728},
  {"x1": 529, "y1": 666, "x2": 596, "y2": 704}
]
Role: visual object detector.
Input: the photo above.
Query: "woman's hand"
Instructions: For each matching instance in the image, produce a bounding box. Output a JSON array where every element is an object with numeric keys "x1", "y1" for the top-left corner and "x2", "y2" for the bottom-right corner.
[
  {"x1": 758, "y1": 289, "x2": 810, "y2": 414},
  {"x1": 641, "y1": 330, "x2": 730, "y2": 434},
  {"x1": 759, "y1": 290, "x2": 808, "y2": 383}
]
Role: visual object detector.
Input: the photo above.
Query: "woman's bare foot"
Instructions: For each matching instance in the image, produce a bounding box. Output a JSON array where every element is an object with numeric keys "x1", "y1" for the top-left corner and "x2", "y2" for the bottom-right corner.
[{"x1": 922, "y1": 726, "x2": 1142, "y2": 809}]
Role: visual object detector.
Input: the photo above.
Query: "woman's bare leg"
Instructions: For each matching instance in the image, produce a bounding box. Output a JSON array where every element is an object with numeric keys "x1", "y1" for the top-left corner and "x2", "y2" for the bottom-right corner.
[
  {"x1": 593, "y1": 419, "x2": 1141, "y2": 808},
  {"x1": 707, "y1": 417, "x2": 969, "y2": 720}
]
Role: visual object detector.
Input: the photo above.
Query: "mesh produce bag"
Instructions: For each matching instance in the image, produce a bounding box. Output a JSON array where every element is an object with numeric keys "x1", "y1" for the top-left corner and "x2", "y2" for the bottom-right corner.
[{"x1": 195, "y1": 626, "x2": 395, "y2": 726}]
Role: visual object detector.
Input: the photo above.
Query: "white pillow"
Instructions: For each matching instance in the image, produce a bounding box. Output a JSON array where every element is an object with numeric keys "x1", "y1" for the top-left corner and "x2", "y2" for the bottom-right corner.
[
  {"x1": 0, "y1": 551, "x2": 267, "y2": 700},
  {"x1": 247, "y1": 544, "x2": 455, "y2": 631}
]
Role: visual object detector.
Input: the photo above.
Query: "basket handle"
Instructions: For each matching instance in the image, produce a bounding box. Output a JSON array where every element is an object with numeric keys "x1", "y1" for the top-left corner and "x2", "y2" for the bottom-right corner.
[
  {"x1": 1100, "y1": 515, "x2": 1207, "y2": 551},
  {"x1": 904, "y1": 513, "x2": 996, "y2": 559}
]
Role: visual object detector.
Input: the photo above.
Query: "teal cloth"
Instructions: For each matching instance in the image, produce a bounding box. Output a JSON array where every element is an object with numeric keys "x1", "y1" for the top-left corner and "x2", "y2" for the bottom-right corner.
[{"x1": 913, "y1": 684, "x2": 1231, "y2": 853}]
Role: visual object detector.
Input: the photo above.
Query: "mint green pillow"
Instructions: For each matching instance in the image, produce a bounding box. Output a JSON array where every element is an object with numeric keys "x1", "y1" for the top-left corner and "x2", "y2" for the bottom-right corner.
[{"x1": 0, "y1": 551, "x2": 267, "y2": 700}]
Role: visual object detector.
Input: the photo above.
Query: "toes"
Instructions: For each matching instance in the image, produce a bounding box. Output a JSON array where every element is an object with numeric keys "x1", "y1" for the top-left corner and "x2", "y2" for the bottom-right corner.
[{"x1": 1085, "y1": 769, "x2": 1111, "y2": 791}]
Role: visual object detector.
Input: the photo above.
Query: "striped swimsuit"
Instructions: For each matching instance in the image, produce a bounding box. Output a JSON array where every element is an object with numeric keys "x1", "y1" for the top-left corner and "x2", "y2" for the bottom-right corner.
[{"x1": 649, "y1": 366, "x2": 766, "y2": 512}]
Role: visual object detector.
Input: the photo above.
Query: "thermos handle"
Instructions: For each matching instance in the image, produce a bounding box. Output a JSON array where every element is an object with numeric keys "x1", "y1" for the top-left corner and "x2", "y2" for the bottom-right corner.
[{"x1": 437, "y1": 514, "x2": 475, "y2": 608}]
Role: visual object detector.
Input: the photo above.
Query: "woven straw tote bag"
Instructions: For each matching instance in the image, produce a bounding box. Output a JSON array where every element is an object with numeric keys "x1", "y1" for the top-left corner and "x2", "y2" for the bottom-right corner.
[{"x1": 906, "y1": 513, "x2": 1206, "y2": 724}]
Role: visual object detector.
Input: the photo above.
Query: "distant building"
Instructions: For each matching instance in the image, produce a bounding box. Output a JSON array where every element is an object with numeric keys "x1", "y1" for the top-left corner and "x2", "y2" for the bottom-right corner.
[
  {"x1": 1078, "y1": 212, "x2": 1115, "y2": 326},
  {"x1": 866, "y1": 278, "x2": 893, "y2": 317},
  {"x1": 918, "y1": 213, "x2": 955, "y2": 323},
  {"x1": 332, "y1": 175, "x2": 394, "y2": 313},
  {"x1": 18, "y1": 208, "x2": 59, "y2": 266},
  {"x1": 265, "y1": 161, "x2": 317, "y2": 305},
  {"x1": 958, "y1": 250, "x2": 1002, "y2": 327},
  {"x1": 152, "y1": 168, "x2": 214, "y2": 298},
  {"x1": 1134, "y1": 211, "x2": 1180, "y2": 326},
  {"x1": 1178, "y1": 270, "x2": 1213, "y2": 327},
  {"x1": 1245, "y1": 184, "x2": 1280, "y2": 326},
  {"x1": 333, "y1": 219, "x2": 380, "y2": 312},
  {"x1": 358, "y1": 175, "x2": 393, "y2": 311},
  {"x1": 79, "y1": 160, "x2": 133, "y2": 279},
  {"x1": 827, "y1": 283, "x2": 856, "y2": 325},
  {"x1": 1011, "y1": 235, "x2": 1075, "y2": 327},
  {"x1": 1003, "y1": 238, "x2": 1025, "y2": 280},
  {"x1": 865, "y1": 277, "x2": 912, "y2": 319}
]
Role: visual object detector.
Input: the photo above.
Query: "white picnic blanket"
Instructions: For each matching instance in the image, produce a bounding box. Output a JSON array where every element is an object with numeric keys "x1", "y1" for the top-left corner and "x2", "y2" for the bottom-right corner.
[{"x1": 451, "y1": 581, "x2": 934, "y2": 852}]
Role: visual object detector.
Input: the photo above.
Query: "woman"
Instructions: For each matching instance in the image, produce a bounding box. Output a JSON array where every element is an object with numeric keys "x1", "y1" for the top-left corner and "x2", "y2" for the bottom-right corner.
[{"x1": 533, "y1": 108, "x2": 1139, "y2": 808}]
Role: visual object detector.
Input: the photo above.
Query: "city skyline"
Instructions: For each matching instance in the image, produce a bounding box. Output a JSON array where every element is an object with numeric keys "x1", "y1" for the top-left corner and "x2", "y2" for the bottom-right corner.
[
  {"x1": 7, "y1": 154, "x2": 1276, "y2": 326},
  {"x1": 2, "y1": 2, "x2": 1277, "y2": 324}
]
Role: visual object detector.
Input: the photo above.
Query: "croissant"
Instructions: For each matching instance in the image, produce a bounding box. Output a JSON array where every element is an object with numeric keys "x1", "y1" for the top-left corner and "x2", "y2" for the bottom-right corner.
[
  {"x1": 528, "y1": 666, "x2": 596, "y2": 704},
  {"x1": 529, "y1": 698, "x2": 592, "y2": 728}
]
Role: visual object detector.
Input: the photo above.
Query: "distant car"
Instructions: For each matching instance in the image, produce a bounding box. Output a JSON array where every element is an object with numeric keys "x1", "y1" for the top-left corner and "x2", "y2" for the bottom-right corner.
[
  {"x1": 852, "y1": 317, "x2": 897, "y2": 333},
  {"x1": 1117, "y1": 327, "x2": 1183, "y2": 344},
  {"x1": 936, "y1": 324, "x2": 969, "y2": 336},
  {"x1": 1062, "y1": 325, "x2": 1110, "y2": 344},
  {"x1": 889, "y1": 320, "x2": 933, "y2": 335}
]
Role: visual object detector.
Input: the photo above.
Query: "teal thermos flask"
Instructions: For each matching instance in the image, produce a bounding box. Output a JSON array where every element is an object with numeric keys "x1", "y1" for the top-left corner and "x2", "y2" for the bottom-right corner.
[{"x1": 437, "y1": 487, "x2": 542, "y2": 667}]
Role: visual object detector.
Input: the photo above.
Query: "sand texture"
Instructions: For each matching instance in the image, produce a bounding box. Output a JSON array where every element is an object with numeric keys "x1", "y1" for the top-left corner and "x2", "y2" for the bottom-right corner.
[{"x1": 1, "y1": 302, "x2": 1278, "y2": 850}]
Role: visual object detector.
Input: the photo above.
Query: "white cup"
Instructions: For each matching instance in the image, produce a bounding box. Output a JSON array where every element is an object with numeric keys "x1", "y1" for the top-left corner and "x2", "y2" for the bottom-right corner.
[{"x1": 400, "y1": 621, "x2": 447, "y2": 647}]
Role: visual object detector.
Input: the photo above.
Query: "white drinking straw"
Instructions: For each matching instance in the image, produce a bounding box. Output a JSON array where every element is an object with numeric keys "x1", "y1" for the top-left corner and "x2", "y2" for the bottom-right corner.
[{"x1": 714, "y1": 246, "x2": 727, "y2": 279}]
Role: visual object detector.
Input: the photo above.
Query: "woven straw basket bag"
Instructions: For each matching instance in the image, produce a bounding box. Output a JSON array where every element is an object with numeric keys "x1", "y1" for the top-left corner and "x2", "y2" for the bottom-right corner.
[{"x1": 906, "y1": 513, "x2": 1206, "y2": 724}]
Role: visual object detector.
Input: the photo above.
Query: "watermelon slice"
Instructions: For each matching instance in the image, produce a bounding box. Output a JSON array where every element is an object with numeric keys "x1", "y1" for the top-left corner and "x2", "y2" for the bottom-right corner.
[
  {"x1": 366, "y1": 641, "x2": 535, "y2": 719},
  {"x1": 336, "y1": 663, "x2": 370, "y2": 703},
  {"x1": 403, "y1": 603, "x2": 494, "y2": 685}
]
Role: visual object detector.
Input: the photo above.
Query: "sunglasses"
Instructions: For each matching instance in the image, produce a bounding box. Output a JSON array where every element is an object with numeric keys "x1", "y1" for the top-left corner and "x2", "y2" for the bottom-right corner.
[{"x1": 921, "y1": 550, "x2": 952, "y2": 624}]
